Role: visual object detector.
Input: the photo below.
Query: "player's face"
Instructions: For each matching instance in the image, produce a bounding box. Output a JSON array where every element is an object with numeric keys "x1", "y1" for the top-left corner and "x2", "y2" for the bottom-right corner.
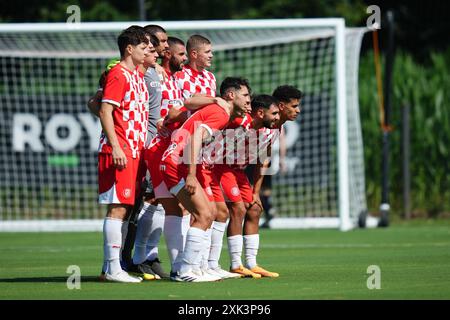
[
  {"x1": 131, "y1": 42, "x2": 149, "y2": 65},
  {"x1": 280, "y1": 98, "x2": 301, "y2": 121},
  {"x1": 232, "y1": 85, "x2": 251, "y2": 117},
  {"x1": 196, "y1": 44, "x2": 213, "y2": 68},
  {"x1": 169, "y1": 44, "x2": 188, "y2": 71},
  {"x1": 144, "y1": 42, "x2": 159, "y2": 68},
  {"x1": 155, "y1": 32, "x2": 169, "y2": 56},
  {"x1": 262, "y1": 104, "x2": 280, "y2": 128}
]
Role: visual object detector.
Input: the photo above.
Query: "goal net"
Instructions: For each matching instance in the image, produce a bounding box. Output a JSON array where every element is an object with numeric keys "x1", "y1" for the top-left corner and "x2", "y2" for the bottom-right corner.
[{"x1": 0, "y1": 19, "x2": 368, "y2": 231}]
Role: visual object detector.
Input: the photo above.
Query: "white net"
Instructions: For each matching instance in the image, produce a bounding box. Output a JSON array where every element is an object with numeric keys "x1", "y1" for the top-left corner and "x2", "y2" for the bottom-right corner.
[
  {"x1": 270, "y1": 28, "x2": 367, "y2": 227},
  {"x1": 0, "y1": 20, "x2": 367, "y2": 229}
]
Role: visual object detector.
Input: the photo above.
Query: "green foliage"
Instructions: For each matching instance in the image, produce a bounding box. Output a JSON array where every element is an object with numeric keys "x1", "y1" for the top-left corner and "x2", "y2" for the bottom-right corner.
[
  {"x1": 2, "y1": 0, "x2": 135, "y2": 22},
  {"x1": 1, "y1": 0, "x2": 367, "y2": 26},
  {"x1": 233, "y1": 0, "x2": 367, "y2": 25},
  {"x1": 359, "y1": 48, "x2": 450, "y2": 217}
]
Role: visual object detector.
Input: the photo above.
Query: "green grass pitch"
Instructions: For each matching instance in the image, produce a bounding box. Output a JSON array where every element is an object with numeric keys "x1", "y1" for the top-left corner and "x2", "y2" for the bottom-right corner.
[{"x1": 0, "y1": 219, "x2": 449, "y2": 300}]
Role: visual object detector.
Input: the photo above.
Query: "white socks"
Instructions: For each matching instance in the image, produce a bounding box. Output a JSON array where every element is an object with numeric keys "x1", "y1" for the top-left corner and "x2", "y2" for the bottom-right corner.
[
  {"x1": 132, "y1": 202, "x2": 154, "y2": 264},
  {"x1": 208, "y1": 221, "x2": 226, "y2": 269},
  {"x1": 103, "y1": 217, "x2": 123, "y2": 275},
  {"x1": 180, "y1": 227, "x2": 205, "y2": 274},
  {"x1": 120, "y1": 219, "x2": 129, "y2": 259},
  {"x1": 244, "y1": 234, "x2": 259, "y2": 269},
  {"x1": 132, "y1": 202, "x2": 165, "y2": 264},
  {"x1": 163, "y1": 214, "x2": 191, "y2": 273},
  {"x1": 227, "y1": 234, "x2": 243, "y2": 270},
  {"x1": 145, "y1": 203, "x2": 165, "y2": 261},
  {"x1": 200, "y1": 228, "x2": 212, "y2": 270}
]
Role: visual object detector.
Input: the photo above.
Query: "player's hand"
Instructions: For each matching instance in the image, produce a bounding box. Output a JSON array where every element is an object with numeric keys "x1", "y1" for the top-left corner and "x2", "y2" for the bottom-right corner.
[
  {"x1": 214, "y1": 97, "x2": 230, "y2": 110},
  {"x1": 156, "y1": 118, "x2": 165, "y2": 131},
  {"x1": 185, "y1": 174, "x2": 198, "y2": 195},
  {"x1": 252, "y1": 193, "x2": 263, "y2": 211},
  {"x1": 155, "y1": 64, "x2": 168, "y2": 82},
  {"x1": 112, "y1": 146, "x2": 127, "y2": 170}
]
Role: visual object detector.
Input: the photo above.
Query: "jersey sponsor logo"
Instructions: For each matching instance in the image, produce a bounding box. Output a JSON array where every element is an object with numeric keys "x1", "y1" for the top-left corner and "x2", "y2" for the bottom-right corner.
[
  {"x1": 168, "y1": 99, "x2": 183, "y2": 106},
  {"x1": 150, "y1": 81, "x2": 160, "y2": 88}
]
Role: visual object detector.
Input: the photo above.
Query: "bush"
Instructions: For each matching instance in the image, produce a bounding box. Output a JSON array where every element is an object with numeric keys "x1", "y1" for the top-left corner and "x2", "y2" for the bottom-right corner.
[{"x1": 359, "y1": 48, "x2": 450, "y2": 217}]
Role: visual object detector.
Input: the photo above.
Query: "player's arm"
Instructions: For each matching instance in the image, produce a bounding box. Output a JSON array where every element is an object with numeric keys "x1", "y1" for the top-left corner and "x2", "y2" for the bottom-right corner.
[
  {"x1": 185, "y1": 125, "x2": 209, "y2": 195},
  {"x1": 155, "y1": 105, "x2": 188, "y2": 138},
  {"x1": 87, "y1": 89, "x2": 102, "y2": 117},
  {"x1": 184, "y1": 95, "x2": 228, "y2": 111},
  {"x1": 252, "y1": 143, "x2": 272, "y2": 207},
  {"x1": 86, "y1": 61, "x2": 117, "y2": 117},
  {"x1": 279, "y1": 126, "x2": 287, "y2": 173},
  {"x1": 98, "y1": 102, "x2": 127, "y2": 169},
  {"x1": 165, "y1": 96, "x2": 228, "y2": 125},
  {"x1": 167, "y1": 105, "x2": 189, "y2": 123},
  {"x1": 154, "y1": 63, "x2": 168, "y2": 82}
]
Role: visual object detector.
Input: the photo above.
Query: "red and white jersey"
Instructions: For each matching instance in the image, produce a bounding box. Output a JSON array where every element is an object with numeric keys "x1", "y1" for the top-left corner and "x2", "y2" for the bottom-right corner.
[
  {"x1": 205, "y1": 114, "x2": 253, "y2": 168},
  {"x1": 255, "y1": 125, "x2": 282, "y2": 164},
  {"x1": 160, "y1": 69, "x2": 184, "y2": 119},
  {"x1": 161, "y1": 104, "x2": 230, "y2": 165},
  {"x1": 147, "y1": 106, "x2": 189, "y2": 153},
  {"x1": 175, "y1": 64, "x2": 216, "y2": 99},
  {"x1": 99, "y1": 64, "x2": 149, "y2": 158},
  {"x1": 147, "y1": 68, "x2": 187, "y2": 152}
]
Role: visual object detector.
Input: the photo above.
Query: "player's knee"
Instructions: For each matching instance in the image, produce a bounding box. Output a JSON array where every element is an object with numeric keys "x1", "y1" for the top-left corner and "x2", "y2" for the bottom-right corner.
[
  {"x1": 196, "y1": 209, "x2": 214, "y2": 228},
  {"x1": 216, "y1": 205, "x2": 229, "y2": 222},
  {"x1": 210, "y1": 205, "x2": 218, "y2": 221},
  {"x1": 246, "y1": 205, "x2": 262, "y2": 222},
  {"x1": 107, "y1": 204, "x2": 129, "y2": 220},
  {"x1": 231, "y1": 203, "x2": 246, "y2": 220}
]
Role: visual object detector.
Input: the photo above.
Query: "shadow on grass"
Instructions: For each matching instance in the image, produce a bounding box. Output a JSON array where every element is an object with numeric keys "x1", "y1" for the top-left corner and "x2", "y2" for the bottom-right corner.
[{"x1": 0, "y1": 276, "x2": 101, "y2": 283}]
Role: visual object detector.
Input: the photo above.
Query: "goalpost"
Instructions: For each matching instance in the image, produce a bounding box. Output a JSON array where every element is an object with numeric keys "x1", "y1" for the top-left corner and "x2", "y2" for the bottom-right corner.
[{"x1": 0, "y1": 19, "x2": 371, "y2": 231}]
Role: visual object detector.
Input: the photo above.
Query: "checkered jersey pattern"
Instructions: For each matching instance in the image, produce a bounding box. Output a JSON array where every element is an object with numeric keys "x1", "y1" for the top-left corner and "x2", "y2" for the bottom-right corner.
[
  {"x1": 175, "y1": 64, "x2": 216, "y2": 100},
  {"x1": 255, "y1": 127, "x2": 281, "y2": 165},
  {"x1": 99, "y1": 65, "x2": 149, "y2": 159},
  {"x1": 160, "y1": 70, "x2": 184, "y2": 119},
  {"x1": 202, "y1": 114, "x2": 253, "y2": 168}
]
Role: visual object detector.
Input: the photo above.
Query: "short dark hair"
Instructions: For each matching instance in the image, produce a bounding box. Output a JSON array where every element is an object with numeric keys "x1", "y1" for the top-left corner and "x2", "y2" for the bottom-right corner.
[
  {"x1": 143, "y1": 24, "x2": 167, "y2": 36},
  {"x1": 168, "y1": 36, "x2": 185, "y2": 47},
  {"x1": 251, "y1": 94, "x2": 278, "y2": 113},
  {"x1": 117, "y1": 25, "x2": 149, "y2": 58},
  {"x1": 220, "y1": 77, "x2": 251, "y2": 96},
  {"x1": 149, "y1": 34, "x2": 159, "y2": 48},
  {"x1": 186, "y1": 34, "x2": 211, "y2": 53},
  {"x1": 272, "y1": 85, "x2": 303, "y2": 103}
]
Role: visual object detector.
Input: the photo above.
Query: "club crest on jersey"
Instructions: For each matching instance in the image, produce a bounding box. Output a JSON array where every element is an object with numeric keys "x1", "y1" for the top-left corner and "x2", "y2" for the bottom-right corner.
[
  {"x1": 231, "y1": 187, "x2": 240, "y2": 197},
  {"x1": 122, "y1": 188, "x2": 131, "y2": 199},
  {"x1": 205, "y1": 187, "x2": 213, "y2": 196}
]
